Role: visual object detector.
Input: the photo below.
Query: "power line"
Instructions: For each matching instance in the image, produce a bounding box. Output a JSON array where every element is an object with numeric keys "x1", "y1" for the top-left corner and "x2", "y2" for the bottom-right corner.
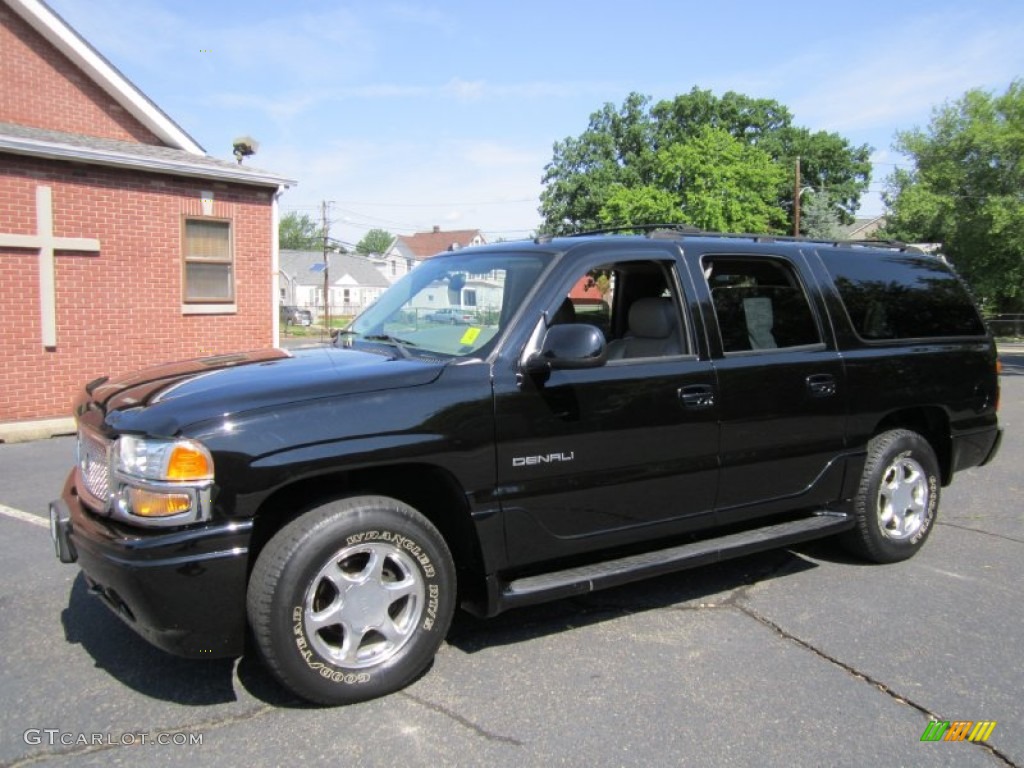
[{"x1": 329, "y1": 198, "x2": 537, "y2": 207}]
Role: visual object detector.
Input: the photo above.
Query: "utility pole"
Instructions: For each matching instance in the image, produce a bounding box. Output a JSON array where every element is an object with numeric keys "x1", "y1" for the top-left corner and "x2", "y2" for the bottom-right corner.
[
  {"x1": 793, "y1": 156, "x2": 801, "y2": 237},
  {"x1": 321, "y1": 200, "x2": 330, "y2": 335}
]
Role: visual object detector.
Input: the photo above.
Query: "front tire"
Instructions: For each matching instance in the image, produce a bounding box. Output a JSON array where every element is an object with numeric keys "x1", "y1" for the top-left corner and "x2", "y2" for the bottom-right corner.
[
  {"x1": 247, "y1": 495, "x2": 456, "y2": 705},
  {"x1": 842, "y1": 429, "x2": 940, "y2": 563}
]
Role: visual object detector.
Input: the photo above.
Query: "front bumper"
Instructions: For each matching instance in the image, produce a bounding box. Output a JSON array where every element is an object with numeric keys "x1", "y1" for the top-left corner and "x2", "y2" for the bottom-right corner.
[{"x1": 50, "y1": 471, "x2": 252, "y2": 659}]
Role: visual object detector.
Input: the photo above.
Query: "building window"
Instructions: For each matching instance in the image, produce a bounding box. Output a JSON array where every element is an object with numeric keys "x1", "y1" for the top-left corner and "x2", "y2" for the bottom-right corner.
[
  {"x1": 390, "y1": 260, "x2": 398, "y2": 276},
  {"x1": 183, "y1": 219, "x2": 233, "y2": 302}
]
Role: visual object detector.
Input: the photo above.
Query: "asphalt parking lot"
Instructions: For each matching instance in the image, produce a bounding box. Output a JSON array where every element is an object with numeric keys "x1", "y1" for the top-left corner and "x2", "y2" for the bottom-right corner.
[{"x1": 1, "y1": 352, "x2": 1021, "y2": 767}]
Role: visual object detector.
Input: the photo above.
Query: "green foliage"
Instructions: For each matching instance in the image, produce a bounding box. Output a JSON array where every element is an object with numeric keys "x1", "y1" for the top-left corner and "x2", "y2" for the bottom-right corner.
[
  {"x1": 658, "y1": 126, "x2": 788, "y2": 232},
  {"x1": 884, "y1": 80, "x2": 1024, "y2": 312},
  {"x1": 540, "y1": 87, "x2": 872, "y2": 235},
  {"x1": 356, "y1": 228, "x2": 396, "y2": 255},
  {"x1": 279, "y1": 212, "x2": 324, "y2": 250},
  {"x1": 598, "y1": 185, "x2": 683, "y2": 228}
]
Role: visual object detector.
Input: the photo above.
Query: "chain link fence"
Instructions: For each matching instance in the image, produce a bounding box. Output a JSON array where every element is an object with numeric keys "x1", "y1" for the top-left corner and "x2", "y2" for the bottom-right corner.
[{"x1": 987, "y1": 314, "x2": 1024, "y2": 339}]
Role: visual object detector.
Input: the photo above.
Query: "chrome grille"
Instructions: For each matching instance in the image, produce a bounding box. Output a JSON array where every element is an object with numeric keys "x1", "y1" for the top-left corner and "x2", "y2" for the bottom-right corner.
[{"x1": 77, "y1": 428, "x2": 111, "y2": 507}]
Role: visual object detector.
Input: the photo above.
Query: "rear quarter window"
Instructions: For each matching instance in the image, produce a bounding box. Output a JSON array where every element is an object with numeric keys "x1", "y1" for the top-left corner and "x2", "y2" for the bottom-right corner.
[{"x1": 822, "y1": 250, "x2": 986, "y2": 340}]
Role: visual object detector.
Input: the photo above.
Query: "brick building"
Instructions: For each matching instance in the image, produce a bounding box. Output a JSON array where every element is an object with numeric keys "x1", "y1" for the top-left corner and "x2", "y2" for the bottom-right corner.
[{"x1": 0, "y1": 0, "x2": 294, "y2": 425}]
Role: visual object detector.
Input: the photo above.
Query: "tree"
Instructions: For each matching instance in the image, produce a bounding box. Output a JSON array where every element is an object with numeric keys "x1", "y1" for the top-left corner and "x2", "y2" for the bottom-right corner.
[
  {"x1": 657, "y1": 126, "x2": 787, "y2": 232},
  {"x1": 539, "y1": 87, "x2": 872, "y2": 235},
  {"x1": 884, "y1": 80, "x2": 1024, "y2": 312},
  {"x1": 279, "y1": 212, "x2": 323, "y2": 250},
  {"x1": 356, "y1": 228, "x2": 395, "y2": 255},
  {"x1": 595, "y1": 128, "x2": 787, "y2": 232},
  {"x1": 800, "y1": 190, "x2": 843, "y2": 240},
  {"x1": 540, "y1": 92, "x2": 656, "y2": 233}
]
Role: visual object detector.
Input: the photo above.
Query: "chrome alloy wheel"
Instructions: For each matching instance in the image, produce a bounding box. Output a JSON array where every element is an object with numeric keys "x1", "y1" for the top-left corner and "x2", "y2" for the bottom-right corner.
[
  {"x1": 876, "y1": 456, "x2": 929, "y2": 540},
  {"x1": 303, "y1": 542, "x2": 425, "y2": 669}
]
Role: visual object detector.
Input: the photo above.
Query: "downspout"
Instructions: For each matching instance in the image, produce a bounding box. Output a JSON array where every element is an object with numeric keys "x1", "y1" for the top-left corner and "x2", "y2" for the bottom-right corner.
[{"x1": 271, "y1": 185, "x2": 283, "y2": 348}]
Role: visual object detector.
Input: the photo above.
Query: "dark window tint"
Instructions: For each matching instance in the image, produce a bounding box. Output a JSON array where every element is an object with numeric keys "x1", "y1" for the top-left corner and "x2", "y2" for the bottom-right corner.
[
  {"x1": 823, "y1": 251, "x2": 985, "y2": 340},
  {"x1": 705, "y1": 257, "x2": 821, "y2": 353}
]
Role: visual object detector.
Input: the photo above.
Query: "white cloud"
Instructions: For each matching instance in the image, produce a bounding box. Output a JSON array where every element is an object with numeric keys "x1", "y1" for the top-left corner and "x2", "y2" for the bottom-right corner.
[
  {"x1": 383, "y1": 3, "x2": 458, "y2": 36},
  {"x1": 462, "y1": 141, "x2": 547, "y2": 169},
  {"x1": 789, "y1": 16, "x2": 1024, "y2": 135},
  {"x1": 444, "y1": 78, "x2": 486, "y2": 102},
  {"x1": 267, "y1": 137, "x2": 545, "y2": 242}
]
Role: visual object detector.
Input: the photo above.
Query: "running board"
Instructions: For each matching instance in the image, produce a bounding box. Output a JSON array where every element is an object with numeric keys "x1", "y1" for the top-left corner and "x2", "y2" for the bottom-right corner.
[{"x1": 500, "y1": 512, "x2": 852, "y2": 610}]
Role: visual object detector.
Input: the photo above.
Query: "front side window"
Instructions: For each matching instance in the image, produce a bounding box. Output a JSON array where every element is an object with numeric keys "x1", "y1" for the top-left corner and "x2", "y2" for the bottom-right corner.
[
  {"x1": 183, "y1": 219, "x2": 233, "y2": 303},
  {"x1": 346, "y1": 250, "x2": 548, "y2": 358},
  {"x1": 550, "y1": 259, "x2": 689, "y2": 360},
  {"x1": 705, "y1": 256, "x2": 821, "y2": 352}
]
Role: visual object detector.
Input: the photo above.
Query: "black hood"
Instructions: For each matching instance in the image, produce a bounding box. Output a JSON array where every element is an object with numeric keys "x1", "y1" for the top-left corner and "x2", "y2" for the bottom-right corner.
[{"x1": 78, "y1": 346, "x2": 443, "y2": 437}]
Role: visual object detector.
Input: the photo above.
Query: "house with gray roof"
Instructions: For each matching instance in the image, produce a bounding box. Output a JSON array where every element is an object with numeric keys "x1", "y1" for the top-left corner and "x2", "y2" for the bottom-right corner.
[{"x1": 280, "y1": 250, "x2": 390, "y2": 318}]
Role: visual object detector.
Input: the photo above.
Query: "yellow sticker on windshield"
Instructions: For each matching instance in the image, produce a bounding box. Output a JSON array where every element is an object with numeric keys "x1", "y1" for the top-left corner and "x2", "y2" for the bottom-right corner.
[{"x1": 460, "y1": 327, "x2": 481, "y2": 345}]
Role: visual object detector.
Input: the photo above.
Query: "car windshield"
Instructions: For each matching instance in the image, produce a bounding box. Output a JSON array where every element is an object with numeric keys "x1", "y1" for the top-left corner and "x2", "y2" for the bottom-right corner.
[{"x1": 343, "y1": 249, "x2": 548, "y2": 358}]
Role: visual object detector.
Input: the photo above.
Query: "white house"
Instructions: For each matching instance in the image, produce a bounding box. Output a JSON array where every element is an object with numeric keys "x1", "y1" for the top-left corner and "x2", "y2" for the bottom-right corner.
[
  {"x1": 279, "y1": 250, "x2": 390, "y2": 317},
  {"x1": 373, "y1": 225, "x2": 486, "y2": 283}
]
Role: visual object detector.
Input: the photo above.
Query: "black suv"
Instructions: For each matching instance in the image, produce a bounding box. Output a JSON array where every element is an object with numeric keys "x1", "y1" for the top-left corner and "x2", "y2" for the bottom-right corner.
[{"x1": 50, "y1": 231, "x2": 1002, "y2": 705}]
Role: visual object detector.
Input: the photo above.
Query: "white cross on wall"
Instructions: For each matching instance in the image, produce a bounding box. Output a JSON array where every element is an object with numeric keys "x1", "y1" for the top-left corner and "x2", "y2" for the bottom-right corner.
[{"x1": 0, "y1": 186, "x2": 100, "y2": 347}]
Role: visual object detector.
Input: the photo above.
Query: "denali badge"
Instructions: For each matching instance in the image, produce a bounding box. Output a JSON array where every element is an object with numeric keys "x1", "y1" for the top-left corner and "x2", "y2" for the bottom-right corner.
[{"x1": 512, "y1": 452, "x2": 575, "y2": 467}]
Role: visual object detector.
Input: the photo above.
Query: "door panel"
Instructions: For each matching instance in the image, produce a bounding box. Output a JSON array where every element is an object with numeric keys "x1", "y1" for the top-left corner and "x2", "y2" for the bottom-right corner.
[
  {"x1": 712, "y1": 349, "x2": 847, "y2": 517},
  {"x1": 494, "y1": 360, "x2": 719, "y2": 567}
]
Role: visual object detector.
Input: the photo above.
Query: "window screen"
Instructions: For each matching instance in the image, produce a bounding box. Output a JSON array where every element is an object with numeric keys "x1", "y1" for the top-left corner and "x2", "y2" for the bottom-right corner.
[{"x1": 184, "y1": 219, "x2": 233, "y2": 302}]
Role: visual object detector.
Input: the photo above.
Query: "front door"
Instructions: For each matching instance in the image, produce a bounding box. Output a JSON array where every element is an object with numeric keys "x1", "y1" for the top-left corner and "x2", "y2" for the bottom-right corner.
[{"x1": 492, "y1": 253, "x2": 720, "y2": 569}]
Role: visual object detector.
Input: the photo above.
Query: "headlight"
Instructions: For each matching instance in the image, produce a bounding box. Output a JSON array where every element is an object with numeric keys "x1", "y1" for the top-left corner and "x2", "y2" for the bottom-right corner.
[
  {"x1": 116, "y1": 436, "x2": 213, "y2": 482},
  {"x1": 109, "y1": 436, "x2": 214, "y2": 526}
]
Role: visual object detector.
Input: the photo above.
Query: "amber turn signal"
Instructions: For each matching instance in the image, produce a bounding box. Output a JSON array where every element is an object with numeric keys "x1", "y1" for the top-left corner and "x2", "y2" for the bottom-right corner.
[
  {"x1": 127, "y1": 488, "x2": 193, "y2": 517},
  {"x1": 166, "y1": 443, "x2": 214, "y2": 481}
]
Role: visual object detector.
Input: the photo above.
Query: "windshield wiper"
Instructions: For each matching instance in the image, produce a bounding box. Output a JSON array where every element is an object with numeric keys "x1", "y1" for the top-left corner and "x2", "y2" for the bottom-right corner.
[{"x1": 362, "y1": 334, "x2": 418, "y2": 358}]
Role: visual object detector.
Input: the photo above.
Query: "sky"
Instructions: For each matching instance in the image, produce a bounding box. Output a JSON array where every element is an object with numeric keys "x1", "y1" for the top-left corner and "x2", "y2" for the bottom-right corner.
[{"x1": 45, "y1": 0, "x2": 1024, "y2": 246}]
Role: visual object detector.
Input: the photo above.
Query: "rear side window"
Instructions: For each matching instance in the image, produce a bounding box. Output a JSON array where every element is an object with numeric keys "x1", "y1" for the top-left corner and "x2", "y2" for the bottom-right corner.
[
  {"x1": 823, "y1": 251, "x2": 985, "y2": 340},
  {"x1": 704, "y1": 256, "x2": 822, "y2": 353}
]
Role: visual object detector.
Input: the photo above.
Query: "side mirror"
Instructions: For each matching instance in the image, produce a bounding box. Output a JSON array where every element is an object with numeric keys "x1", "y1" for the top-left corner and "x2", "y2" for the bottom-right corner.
[{"x1": 526, "y1": 324, "x2": 607, "y2": 372}]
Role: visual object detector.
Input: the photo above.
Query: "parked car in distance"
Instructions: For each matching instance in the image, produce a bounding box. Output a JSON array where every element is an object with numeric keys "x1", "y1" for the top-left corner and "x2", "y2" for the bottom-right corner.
[
  {"x1": 426, "y1": 307, "x2": 474, "y2": 324},
  {"x1": 280, "y1": 305, "x2": 313, "y2": 326},
  {"x1": 50, "y1": 228, "x2": 1002, "y2": 707}
]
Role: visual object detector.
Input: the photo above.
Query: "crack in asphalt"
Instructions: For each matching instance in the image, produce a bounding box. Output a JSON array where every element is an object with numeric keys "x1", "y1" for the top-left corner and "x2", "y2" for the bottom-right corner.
[
  {"x1": 732, "y1": 602, "x2": 1019, "y2": 768},
  {"x1": 937, "y1": 520, "x2": 1024, "y2": 546},
  {"x1": 653, "y1": 551, "x2": 1020, "y2": 767},
  {"x1": 3, "y1": 705, "x2": 276, "y2": 768},
  {"x1": 400, "y1": 691, "x2": 524, "y2": 746}
]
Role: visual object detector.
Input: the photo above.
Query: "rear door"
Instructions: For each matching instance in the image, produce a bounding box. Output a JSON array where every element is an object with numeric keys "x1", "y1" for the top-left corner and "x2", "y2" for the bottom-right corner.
[{"x1": 693, "y1": 250, "x2": 848, "y2": 525}]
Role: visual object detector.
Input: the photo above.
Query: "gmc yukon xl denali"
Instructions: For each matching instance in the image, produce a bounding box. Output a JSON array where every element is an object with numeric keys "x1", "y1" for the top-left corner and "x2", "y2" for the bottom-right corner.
[{"x1": 50, "y1": 230, "x2": 1002, "y2": 704}]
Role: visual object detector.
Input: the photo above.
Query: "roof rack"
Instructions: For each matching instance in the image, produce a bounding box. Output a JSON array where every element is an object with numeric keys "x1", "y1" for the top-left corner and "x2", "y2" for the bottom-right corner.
[
  {"x1": 566, "y1": 223, "x2": 704, "y2": 238},
  {"x1": 554, "y1": 223, "x2": 918, "y2": 252}
]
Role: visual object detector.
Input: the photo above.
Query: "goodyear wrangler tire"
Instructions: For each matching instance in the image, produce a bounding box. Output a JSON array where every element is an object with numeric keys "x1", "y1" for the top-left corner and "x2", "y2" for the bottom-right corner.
[
  {"x1": 842, "y1": 429, "x2": 940, "y2": 564},
  {"x1": 247, "y1": 496, "x2": 455, "y2": 705}
]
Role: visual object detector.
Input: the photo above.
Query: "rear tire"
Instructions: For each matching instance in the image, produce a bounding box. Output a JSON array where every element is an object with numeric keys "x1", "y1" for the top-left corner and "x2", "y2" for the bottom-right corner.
[
  {"x1": 842, "y1": 429, "x2": 940, "y2": 563},
  {"x1": 247, "y1": 495, "x2": 455, "y2": 705}
]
